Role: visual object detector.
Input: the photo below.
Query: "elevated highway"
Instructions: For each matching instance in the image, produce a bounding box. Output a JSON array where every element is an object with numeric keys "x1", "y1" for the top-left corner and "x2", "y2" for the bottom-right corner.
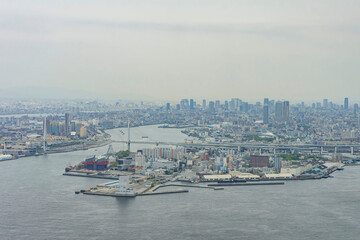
[{"x1": 112, "y1": 140, "x2": 360, "y2": 154}]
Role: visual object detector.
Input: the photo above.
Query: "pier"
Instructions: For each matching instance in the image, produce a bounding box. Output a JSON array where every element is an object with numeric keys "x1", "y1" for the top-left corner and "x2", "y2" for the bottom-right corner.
[
  {"x1": 63, "y1": 172, "x2": 118, "y2": 180},
  {"x1": 161, "y1": 183, "x2": 223, "y2": 190},
  {"x1": 82, "y1": 189, "x2": 189, "y2": 197},
  {"x1": 208, "y1": 182, "x2": 285, "y2": 187}
]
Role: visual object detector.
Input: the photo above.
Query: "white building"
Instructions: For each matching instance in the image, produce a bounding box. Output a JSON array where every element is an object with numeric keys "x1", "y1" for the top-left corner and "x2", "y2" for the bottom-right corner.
[{"x1": 115, "y1": 175, "x2": 136, "y2": 197}]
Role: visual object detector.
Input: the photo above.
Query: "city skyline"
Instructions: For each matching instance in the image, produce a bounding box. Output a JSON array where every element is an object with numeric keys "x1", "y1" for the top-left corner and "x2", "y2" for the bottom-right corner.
[
  {"x1": 1, "y1": 1, "x2": 360, "y2": 102},
  {"x1": 1, "y1": 1, "x2": 360, "y2": 240}
]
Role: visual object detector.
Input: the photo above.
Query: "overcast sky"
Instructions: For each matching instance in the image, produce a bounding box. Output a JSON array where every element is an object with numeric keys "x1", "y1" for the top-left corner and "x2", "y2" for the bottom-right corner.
[{"x1": 1, "y1": 0, "x2": 360, "y2": 103}]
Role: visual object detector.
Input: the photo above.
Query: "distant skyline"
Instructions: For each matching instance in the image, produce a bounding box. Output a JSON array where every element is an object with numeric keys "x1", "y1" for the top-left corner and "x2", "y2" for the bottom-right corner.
[
  {"x1": 0, "y1": 86, "x2": 356, "y2": 106},
  {"x1": 1, "y1": 1, "x2": 360, "y2": 102}
]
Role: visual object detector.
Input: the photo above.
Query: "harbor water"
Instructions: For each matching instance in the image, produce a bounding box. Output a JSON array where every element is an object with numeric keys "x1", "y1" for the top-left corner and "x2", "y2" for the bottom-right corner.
[{"x1": 0, "y1": 125, "x2": 360, "y2": 240}]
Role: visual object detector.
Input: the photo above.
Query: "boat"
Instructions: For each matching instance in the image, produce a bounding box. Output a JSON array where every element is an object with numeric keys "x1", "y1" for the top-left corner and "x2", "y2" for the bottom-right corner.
[{"x1": 0, "y1": 154, "x2": 13, "y2": 161}]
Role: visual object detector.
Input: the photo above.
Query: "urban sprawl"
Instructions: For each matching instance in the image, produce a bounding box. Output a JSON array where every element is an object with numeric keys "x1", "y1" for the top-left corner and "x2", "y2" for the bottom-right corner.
[{"x1": 1, "y1": 97, "x2": 359, "y2": 196}]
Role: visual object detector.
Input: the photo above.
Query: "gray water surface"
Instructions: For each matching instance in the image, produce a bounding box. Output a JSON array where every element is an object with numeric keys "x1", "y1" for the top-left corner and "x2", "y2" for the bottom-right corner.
[{"x1": 1, "y1": 125, "x2": 359, "y2": 240}]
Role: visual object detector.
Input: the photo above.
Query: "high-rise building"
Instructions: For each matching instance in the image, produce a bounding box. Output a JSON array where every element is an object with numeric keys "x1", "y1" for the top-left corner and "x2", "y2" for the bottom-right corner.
[
  {"x1": 242, "y1": 102, "x2": 249, "y2": 113},
  {"x1": 209, "y1": 101, "x2": 215, "y2": 112},
  {"x1": 215, "y1": 100, "x2": 221, "y2": 109},
  {"x1": 50, "y1": 121, "x2": 60, "y2": 135},
  {"x1": 229, "y1": 99, "x2": 235, "y2": 111},
  {"x1": 166, "y1": 103, "x2": 170, "y2": 111},
  {"x1": 180, "y1": 99, "x2": 189, "y2": 110},
  {"x1": 190, "y1": 99, "x2": 195, "y2": 110},
  {"x1": 274, "y1": 156, "x2": 281, "y2": 172},
  {"x1": 354, "y1": 103, "x2": 359, "y2": 116},
  {"x1": 202, "y1": 99, "x2": 206, "y2": 109},
  {"x1": 235, "y1": 98, "x2": 242, "y2": 111},
  {"x1": 283, "y1": 101, "x2": 290, "y2": 123},
  {"x1": 70, "y1": 121, "x2": 76, "y2": 132},
  {"x1": 264, "y1": 98, "x2": 269, "y2": 106},
  {"x1": 80, "y1": 126, "x2": 87, "y2": 138},
  {"x1": 275, "y1": 101, "x2": 283, "y2": 122},
  {"x1": 263, "y1": 105, "x2": 269, "y2": 124},
  {"x1": 65, "y1": 113, "x2": 70, "y2": 136},
  {"x1": 250, "y1": 155, "x2": 269, "y2": 168},
  {"x1": 323, "y1": 99, "x2": 328, "y2": 109},
  {"x1": 344, "y1": 97, "x2": 349, "y2": 110}
]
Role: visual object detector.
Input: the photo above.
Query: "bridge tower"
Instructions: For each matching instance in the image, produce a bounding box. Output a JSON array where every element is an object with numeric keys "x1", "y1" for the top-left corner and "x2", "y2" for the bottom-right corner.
[{"x1": 43, "y1": 117, "x2": 47, "y2": 153}]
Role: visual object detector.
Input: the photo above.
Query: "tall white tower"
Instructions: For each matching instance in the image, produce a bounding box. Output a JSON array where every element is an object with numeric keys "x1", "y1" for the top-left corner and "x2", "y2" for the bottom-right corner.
[
  {"x1": 127, "y1": 119, "x2": 130, "y2": 152},
  {"x1": 115, "y1": 175, "x2": 136, "y2": 197}
]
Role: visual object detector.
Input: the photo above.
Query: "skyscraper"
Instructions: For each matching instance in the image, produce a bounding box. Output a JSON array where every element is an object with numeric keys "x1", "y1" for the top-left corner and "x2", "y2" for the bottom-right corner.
[
  {"x1": 274, "y1": 156, "x2": 281, "y2": 172},
  {"x1": 242, "y1": 102, "x2": 249, "y2": 113},
  {"x1": 180, "y1": 99, "x2": 189, "y2": 110},
  {"x1": 275, "y1": 101, "x2": 283, "y2": 122},
  {"x1": 263, "y1": 105, "x2": 269, "y2": 124},
  {"x1": 202, "y1": 99, "x2": 206, "y2": 109},
  {"x1": 264, "y1": 98, "x2": 269, "y2": 106},
  {"x1": 323, "y1": 99, "x2": 328, "y2": 109},
  {"x1": 65, "y1": 113, "x2": 70, "y2": 137},
  {"x1": 166, "y1": 103, "x2": 170, "y2": 111},
  {"x1": 215, "y1": 100, "x2": 220, "y2": 109},
  {"x1": 344, "y1": 97, "x2": 349, "y2": 110},
  {"x1": 80, "y1": 126, "x2": 87, "y2": 138},
  {"x1": 283, "y1": 101, "x2": 290, "y2": 123},
  {"x1": 209, "y1": 101, "x2": 215, "y2": 112},
  {"x1": 354, "y1": 103, "x2": 359, "y2": 116},
  {"x1": 190, "y1": 99, "x2": 195, "y2": 110}
]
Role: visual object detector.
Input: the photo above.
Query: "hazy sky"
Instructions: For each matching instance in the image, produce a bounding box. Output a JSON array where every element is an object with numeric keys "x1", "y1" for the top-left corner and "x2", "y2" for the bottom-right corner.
[{"x1": 1, "y1": 0, "x2": 360, "y2": 103}]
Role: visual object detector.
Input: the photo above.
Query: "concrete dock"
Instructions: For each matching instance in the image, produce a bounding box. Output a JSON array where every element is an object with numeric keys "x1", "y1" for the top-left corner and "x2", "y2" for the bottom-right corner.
[
  {"x1": 82, "y1": 189, "x2": 189, "y2": 197},
  {"x1": 208, "y1": 182, "x2": 285, "y2": 187},
  {"x1": 138, "y1": 189, "x2": 189, "y2": 196},
  {"x1": 161, "y1": 183, "x2": 224, "y2": 190},
  {"x1": 63, "y1": 172, "x2": 118, "y2": 180},
  {"x1": 79, "y1": 182, "x2": 190, "y2": 198}
]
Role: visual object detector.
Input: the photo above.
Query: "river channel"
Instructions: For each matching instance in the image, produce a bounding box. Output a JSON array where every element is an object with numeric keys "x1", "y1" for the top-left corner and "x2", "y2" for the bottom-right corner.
[{"x1": 0, "y1": 125, "x2": 359, "y2": 240}]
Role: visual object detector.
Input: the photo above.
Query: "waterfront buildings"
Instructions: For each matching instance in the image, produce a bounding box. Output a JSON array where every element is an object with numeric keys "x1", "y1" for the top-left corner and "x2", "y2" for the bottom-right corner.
[{"x1": 250, "y1": 155, "x2": 269, "y2": 168}]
